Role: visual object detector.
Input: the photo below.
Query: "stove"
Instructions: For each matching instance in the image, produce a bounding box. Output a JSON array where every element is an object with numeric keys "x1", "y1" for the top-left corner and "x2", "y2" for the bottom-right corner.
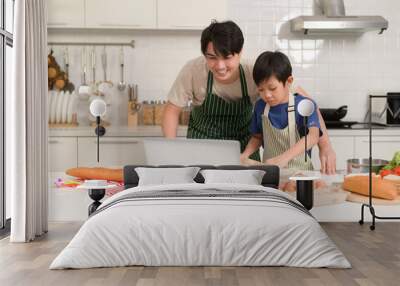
[
  {"x1": 325, "y1": 121, "x2": 358, "y2": 129},
  {"x1": 325, "y1": 121, "x2": 390, "y2": 129}
]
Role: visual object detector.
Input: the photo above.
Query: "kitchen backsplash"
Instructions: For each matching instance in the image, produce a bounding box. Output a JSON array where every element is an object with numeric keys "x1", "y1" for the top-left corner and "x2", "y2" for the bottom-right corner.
[{"x1": 48, "y1": 0, "x2": 400, "y2": 124}]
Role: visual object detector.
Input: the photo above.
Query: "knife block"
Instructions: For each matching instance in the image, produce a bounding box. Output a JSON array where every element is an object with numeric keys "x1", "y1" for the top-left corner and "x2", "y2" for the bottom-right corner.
[{"x1": 128, "y1": 101, "x2": 139, "y2": 127}]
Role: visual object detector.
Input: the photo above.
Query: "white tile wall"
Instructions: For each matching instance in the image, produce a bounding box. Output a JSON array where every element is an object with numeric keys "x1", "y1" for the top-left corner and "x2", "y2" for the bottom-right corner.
[{"x1": 48, "y1": 0, "x2": 400, "y2": 125}]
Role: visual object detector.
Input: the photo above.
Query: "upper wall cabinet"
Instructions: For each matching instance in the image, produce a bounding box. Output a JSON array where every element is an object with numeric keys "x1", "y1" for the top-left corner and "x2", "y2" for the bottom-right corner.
[
  {"x1": 47, "y1": 0, "x2": 227, "y2": 30},
  {"x1": 157, "y1": 0, "x2": 227, "y2": 29},
  {"x1": 47, "y1": 0, "x2": 85, "y2": 28},
  {"x1": 85, "y1": 0, "x2": 156, "y2": 29}
]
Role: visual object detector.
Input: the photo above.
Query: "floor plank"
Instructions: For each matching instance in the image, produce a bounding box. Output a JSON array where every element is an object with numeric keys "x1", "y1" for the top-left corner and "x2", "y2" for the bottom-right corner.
[{"x1": 0, "y1": 222, "x2": 399, "y2": 286}]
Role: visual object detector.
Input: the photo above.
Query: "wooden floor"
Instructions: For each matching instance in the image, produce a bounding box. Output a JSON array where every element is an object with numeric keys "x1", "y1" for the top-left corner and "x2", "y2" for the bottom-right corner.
[{"x1": 0, "y1": 222, "x2": 399, "y2": 286}]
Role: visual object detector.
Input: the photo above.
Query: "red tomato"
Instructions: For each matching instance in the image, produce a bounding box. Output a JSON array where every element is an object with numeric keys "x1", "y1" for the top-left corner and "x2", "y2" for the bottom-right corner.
[
  {"x1": 393, "y1": 166, "x2": 400, "y2": 176},
  {"x1": 380, "y1": 169, "x2": 393, "y2": 177}
]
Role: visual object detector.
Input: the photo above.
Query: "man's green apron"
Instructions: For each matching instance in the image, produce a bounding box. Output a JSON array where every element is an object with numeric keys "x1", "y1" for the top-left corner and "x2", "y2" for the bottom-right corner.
[{"x1": 187, "y1": 65, "x2": 259, "y2": 160}]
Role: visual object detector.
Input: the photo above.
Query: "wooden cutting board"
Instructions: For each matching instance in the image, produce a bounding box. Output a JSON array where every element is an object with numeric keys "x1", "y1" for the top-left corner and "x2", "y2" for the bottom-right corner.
[
  {"x1": 346, "y1": 192, "x2": 400, "y2": 205},
  {"x1": 343, "y1": 175, "x2": 400, "y2": 205}
]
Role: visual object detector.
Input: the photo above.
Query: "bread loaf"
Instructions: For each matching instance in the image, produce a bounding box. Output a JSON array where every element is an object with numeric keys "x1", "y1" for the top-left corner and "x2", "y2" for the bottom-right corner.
[
  {"x1": 66, "y1": 167, "x2": 123, "y2": 182},
  {"x1": 342, "y1": 175, "x2": 397, "y2": 200}
]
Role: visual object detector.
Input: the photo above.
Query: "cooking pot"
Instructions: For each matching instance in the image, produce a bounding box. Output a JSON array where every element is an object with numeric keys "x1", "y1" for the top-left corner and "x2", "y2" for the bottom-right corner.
[
  {"x1": 347, "y1": 158, "x2": 389, "y2": 174},
  {"x1": 320, "y1": 105, "x2": 348, "y2": 121}
]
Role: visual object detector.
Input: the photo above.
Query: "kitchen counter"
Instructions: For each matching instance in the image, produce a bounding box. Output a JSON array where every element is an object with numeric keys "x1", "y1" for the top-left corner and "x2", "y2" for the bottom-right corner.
[
  {"x1": 48, "y1": 125, "x2": 400, "y2": 137},
  {"x1": 49, "y1": 125, "x2": 188, "y2": 137},
  {"x1": 325, "y1": 127, "x2": 400, "y2": 136}
]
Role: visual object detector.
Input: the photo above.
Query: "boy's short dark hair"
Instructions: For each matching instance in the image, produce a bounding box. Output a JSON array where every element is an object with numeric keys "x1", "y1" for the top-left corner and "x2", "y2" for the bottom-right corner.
[
  {"x1": 201, "y1": 20, "x2": 244, "y2": 57},
  {"x1": 253, "y1": 51, "x2": 292, "y2": 86}
]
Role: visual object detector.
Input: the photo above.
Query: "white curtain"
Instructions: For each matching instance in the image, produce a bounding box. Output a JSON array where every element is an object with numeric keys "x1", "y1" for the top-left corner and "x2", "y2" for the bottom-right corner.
[{"x1": 7, "y1": 0, "x2": 48, "y2": 242}]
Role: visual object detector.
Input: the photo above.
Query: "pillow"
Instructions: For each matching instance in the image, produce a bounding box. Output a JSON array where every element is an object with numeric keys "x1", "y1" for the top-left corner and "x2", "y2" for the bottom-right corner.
[
  {"x1": 135, "y1": 167, "x2": 201, "y2": 186},
  {"x1": 200, "y1": 169, "x2": 266, "y2": 185}
]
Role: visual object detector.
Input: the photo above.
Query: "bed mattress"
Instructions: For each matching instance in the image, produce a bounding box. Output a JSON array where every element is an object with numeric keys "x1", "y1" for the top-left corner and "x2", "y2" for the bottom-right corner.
[{"x1": 50, "y1": 183, "x2": 351, "y2": 269}]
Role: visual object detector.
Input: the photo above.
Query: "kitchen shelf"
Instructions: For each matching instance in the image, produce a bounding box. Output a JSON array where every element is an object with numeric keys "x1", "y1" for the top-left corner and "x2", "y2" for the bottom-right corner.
[
  {"x1": 47, "y1": 40, "x2": 135, "y2": 48},
  {"x1": 359, "y1": 94, "x2": 400, "y2": 230}
]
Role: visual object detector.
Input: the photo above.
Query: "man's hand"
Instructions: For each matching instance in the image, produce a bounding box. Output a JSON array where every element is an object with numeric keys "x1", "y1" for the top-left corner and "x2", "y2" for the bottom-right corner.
[
  {"x1": 319, "y1": 145, "x2": 336, "y2": 174},
  {"x1": 162, "y1": 102, "x2": 182, "y2": 138}
]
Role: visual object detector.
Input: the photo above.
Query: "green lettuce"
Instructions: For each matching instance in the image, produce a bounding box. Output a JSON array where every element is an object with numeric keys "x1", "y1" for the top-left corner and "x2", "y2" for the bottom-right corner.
[
  {"x1": 391, "y1": 151, "x2": 400, "y2": 167},
  {"x1": 382, "y1": 151, "x2": 400, "y2": 170}
]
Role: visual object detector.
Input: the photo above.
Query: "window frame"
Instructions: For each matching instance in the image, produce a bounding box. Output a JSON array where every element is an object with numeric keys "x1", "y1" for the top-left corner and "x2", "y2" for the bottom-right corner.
[{"x1": 0, "y1": 0, "x2": 14, "y2": 233}]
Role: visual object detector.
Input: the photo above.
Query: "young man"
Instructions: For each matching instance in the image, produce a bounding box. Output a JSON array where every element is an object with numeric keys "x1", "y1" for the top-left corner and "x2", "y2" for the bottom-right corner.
[
  {"x1": 163, "y1": 20, "x2": 260, "y2": 160},
  {"x1": 241, "y1": 51, "x2": 320, "y2": 170},
  {"x1": 162, "y1": 20, "x2": 337, "y2": 173}
]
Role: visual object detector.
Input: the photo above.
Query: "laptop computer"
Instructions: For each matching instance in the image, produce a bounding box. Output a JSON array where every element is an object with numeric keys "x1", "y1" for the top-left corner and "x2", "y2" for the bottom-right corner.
[{"x1": 143, "y1": 138, "x2": 241, "y2": 165}]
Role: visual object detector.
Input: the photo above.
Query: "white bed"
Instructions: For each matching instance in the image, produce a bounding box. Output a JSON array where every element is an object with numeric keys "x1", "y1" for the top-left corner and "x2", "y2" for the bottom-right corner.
[{"x1": 50, "y1": 183, "x2": 351, "y2": 269}]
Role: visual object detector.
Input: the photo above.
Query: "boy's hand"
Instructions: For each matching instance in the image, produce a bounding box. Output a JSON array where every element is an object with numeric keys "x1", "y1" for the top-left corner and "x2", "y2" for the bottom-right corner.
[
  {"x1": 240, "y1": 154, "x2": 261, "y2": 166},
  {"x1": 240, "y1": 154, "x2": 248, "y2": 165}
]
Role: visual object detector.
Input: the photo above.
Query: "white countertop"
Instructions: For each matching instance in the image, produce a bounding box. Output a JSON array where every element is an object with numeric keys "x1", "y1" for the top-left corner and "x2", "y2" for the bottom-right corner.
[{"x1": 48, "y1": 125, "x2": 400, "y2": 137}]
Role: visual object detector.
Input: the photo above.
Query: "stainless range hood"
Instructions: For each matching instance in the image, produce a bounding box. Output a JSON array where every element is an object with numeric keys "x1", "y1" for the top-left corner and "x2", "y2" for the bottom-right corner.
[{"x1": 290, "y1": 0, "x2": 388, "y2": 35}]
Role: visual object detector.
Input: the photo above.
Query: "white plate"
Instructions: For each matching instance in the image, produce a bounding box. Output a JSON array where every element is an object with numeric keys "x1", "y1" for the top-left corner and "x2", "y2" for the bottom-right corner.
[
  {"x1": 61, "y1": 92, "x2": 70, "y2": 123},
  {"x1": 50, "y1": 91, "x2": 59, "y2": 124},
  {"x1": 67, "y1": 92, "x2": 77, "y2": 123},
  {"x1": 48, "y1": 91, "x2": 55, "y2": 123},
  {"x1": 56, "y1": 91, "x2": 65, "y2": 123},
  {"x1": 77, "y1": 184, "x2": 116, "y2": 190}
]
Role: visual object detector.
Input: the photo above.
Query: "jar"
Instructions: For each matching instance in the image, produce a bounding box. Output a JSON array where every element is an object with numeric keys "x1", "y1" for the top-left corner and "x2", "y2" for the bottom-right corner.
[
  {"x1": 154, "y1": 101, "x2": 166, "y2": 125},
  {"x1": 180, "y1": 101, "x2": 191, "y2": 125},
  {"x1": 142, "y1": 101, "x2": 155, "y2": 125}
]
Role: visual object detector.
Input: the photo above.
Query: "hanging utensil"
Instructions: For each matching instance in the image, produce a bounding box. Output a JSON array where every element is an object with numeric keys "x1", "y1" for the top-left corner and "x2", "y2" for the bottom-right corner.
[
  {"x1": 133, "y1": 84, "x2": 138, "y2": 101},
  {"x1": 82, "y1": 47, "x2": 87, "y2": 85},
  {"x1": 78, "y1": 47, "x2": 90, "y2": 99},
  {"x1": 118, "y1": 46, "x2": 126, "y2": 91},
  {"x1": 98, "y1": 46, "x2": 113, "y2": 97},
  {"x1": 64, "y1": 47, "x2": 69, "y2": 77},
  {"x1": 91, "y1": 47, "x2": 96, "y2": 84},
  {"x1": 101, "y1": 46, "x2": 107, "y2": 82}
]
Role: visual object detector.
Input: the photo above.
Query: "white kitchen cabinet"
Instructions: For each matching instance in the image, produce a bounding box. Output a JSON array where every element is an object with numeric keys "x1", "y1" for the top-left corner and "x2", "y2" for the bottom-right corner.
[
  {"x1": 157, "y1": 0, "x2": 227, "y2": 29},
  {"x1": 47, "y1": 0, "x2": 85, "y2": 28},
  {"x1": 85, "y1": 0, "x2": 156, "y2": 29},
  {"x1": 48, "y1": 137, "x2": 78, "y2": 171},
  {"x1": 77, "y1": 137, "x2": 147, "y2": 167},
  {"x1": 48, "y1": 186, "x2": 90, "y2": 221},
  {"x1": 354, "y1": 136, "x2": 400, "y2": 161},
  {"x1": 311, "y1": 136, "x2": 354, "y2": 171}
]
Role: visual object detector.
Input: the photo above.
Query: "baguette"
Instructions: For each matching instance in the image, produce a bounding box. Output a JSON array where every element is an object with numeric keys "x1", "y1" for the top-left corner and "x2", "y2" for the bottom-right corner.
[
  {"x1": 342, "y1": 175, "x2": 397, "y2": 200},
  {"x1": 66, "y1": 167, "x2": 123, "y2": 182}
]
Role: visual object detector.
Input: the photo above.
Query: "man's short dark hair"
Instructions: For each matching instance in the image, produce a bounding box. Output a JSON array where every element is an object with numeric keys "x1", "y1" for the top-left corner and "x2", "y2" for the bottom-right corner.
[
  {"x1": 253, "y1": 51, "x2": 292, "y2": 86},
  {"x1": 201, "y1": 20, "x2": 244, "y2": 57}
]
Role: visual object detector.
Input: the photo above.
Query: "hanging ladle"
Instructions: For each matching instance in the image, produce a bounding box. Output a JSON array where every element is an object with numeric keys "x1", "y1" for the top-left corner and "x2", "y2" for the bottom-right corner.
[{"x1": 117, "y1": 46, "x2": 126, "y2": 91}]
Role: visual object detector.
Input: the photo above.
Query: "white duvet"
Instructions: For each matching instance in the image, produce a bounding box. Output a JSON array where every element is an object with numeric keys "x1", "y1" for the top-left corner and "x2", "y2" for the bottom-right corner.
[{"x1": 50, "y1": 183, "x2": 351, "y2": 269}]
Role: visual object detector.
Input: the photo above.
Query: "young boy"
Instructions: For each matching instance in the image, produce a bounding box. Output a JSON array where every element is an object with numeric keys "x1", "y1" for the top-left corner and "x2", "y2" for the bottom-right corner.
[{"x1": 240, "y1": 51, "x2": 321, "y2": 170}]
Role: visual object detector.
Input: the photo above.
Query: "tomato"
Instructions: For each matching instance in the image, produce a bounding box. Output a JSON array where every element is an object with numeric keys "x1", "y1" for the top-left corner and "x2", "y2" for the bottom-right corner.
[
  {"x1": 380, "y1": 169, "x2": 393, "y2": 177},
  {"x1": 393, "y1": 166, "x2": 400, "y2": 176}
]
